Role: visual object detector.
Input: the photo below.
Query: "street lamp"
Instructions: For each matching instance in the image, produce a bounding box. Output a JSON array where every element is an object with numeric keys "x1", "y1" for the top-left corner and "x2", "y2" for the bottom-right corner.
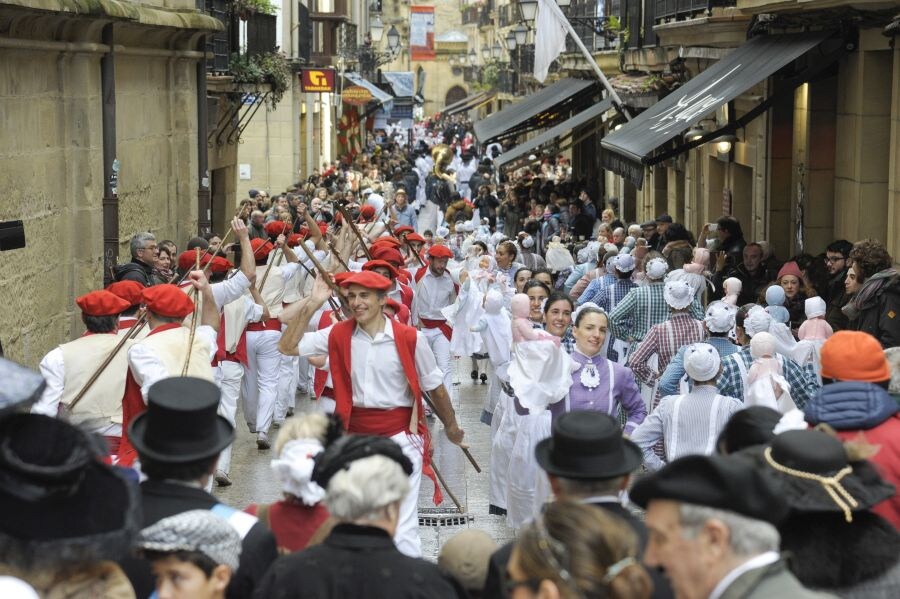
[
  {"x1": 506, "y1": 30, "x2": 517, "y2": 51},
  {"x1": 468, "y1": 48, "x2": 477, "y2": 64},
  {"x1": 369, "y1": 14, "x2": 384, "y2": 43},
  {"x1": 519, "y1": 0, "x2": 538, "y2": 24},
  {"x1": 492, "y1": 41, "x2": 502, "y2": 59},
  {"x1": 714, "y1": 134, "x2": 737, "y2": 154},
  {"x1": 386, "y1": 25, "x2": 401, "y2": 52},
  {"x1": 481, "y1": 45, "x2": 490, "y2": 61},
  {"x1": 514, "y1": 23, "x2": 528, "y2": 45},
  {"x1": 458, "y1": 53, "x2": 467, "y2": 65}
]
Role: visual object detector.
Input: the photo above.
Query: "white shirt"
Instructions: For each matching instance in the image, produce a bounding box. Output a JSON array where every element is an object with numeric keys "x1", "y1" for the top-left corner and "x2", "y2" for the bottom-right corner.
[
  {"x1": 211, "y1": 270, "x2": 252, "y2": 310},
  {"x1": 412, "y1": 268, "x2": 456, "y2": 323},
  {"x1": 297, "y1": 316, "x2": 443, "y2": 408},
  {"x1": 128, "y1": 325, "x2": 218, "y2": 400},
  {"x1": 708, "y1": 551, "x2": 780, "y2": 599}
]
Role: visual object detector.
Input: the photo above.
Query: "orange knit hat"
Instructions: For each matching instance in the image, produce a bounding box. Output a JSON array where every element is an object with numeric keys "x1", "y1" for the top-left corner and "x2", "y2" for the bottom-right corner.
[{"x1": 820, "y1": 331, "x2": 890, "y2": 382}]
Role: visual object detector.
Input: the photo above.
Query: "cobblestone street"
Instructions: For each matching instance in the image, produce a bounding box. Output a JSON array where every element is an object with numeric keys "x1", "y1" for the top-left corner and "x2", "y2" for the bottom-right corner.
[{"x1": 213, "y1": 358, "x2": 515, "y2": 560}]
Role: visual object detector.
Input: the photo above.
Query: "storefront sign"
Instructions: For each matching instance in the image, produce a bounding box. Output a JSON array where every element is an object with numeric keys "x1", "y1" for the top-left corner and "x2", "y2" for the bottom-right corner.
[
  {"x1": 300, "y1": 68, "x2": 336, "y2": 93},
  {"x1": 342, "y1": 85, "x2": 373, "y2": 106}
]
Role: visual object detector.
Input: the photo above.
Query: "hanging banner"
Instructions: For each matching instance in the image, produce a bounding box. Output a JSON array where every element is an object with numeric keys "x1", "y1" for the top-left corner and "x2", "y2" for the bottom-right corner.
[{"x1": 410, "y1": 6, "x2": 435, "y2": 61}]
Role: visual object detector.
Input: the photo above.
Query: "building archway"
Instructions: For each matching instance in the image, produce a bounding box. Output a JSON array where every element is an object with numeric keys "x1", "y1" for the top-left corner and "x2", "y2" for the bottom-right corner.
[{"x1": 444, "y1": 85, "x2": 468, "y2": 107}]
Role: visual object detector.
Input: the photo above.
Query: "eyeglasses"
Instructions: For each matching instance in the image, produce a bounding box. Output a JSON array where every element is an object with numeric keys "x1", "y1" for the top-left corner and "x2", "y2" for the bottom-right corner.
[
  {"x1": 140, "y1": 245, "x2": 158, "y2": 252},
  {"x1": 824, "y1": 255, "x2": 845, "y2": 263},
  {"x1": 504, "y1": 575, "x2": 542, "y2": 594}
]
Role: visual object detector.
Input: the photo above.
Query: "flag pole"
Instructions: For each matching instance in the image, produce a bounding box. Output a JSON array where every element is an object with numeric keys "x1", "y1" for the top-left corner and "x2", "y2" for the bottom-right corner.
[{"x1": 539, "y1": 0, "x2": 631, "y2": 121}]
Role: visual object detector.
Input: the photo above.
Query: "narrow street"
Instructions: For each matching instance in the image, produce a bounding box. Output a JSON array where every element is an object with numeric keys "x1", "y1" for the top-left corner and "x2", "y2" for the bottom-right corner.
[{"x1": 213, "y1": 358, "x2": 516, "y2": 560}]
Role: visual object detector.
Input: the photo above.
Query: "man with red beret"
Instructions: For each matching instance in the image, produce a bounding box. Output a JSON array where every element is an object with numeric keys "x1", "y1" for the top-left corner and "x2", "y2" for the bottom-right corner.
[
  {"x1": 106, "y1": 280, "x2": 148, "y2": 339},
  {"x1": 118, "y1": 272, "x2": 221, "y2": 467},
  {"x1": 278, "y1": 271, "x2": 465, "y2": 558},
  {"x1": 364, "y1": 259, "x2": 414, "y2": 311},
  {"x1": 245, "y1": 231, "x2": 302, "y2": 449},
  {"x1": 413, "y1": 244, "x2": 458, "y2": 394},
  {"x1": 33, "y1": 290, "x2": 134, "y2": 459}
]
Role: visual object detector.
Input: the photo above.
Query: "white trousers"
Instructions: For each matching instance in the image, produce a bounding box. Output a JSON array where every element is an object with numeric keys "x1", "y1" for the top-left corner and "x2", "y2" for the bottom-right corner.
[
  {"x1": 490, "y1": 390, "x2": 515, "y2": 511},
  {"x1": 423, "y1": 327, "x2": 453, "y2": 395},
  {"x1": 217, "y1": 360, "x2": 244, "y2": 475},
  {"x1": 242, "y1": 330, "x2": 280, "y2": 434},
  {"x1": 275, "y1": 353, "x2": 298, "y2": 423},
  {"x1": 418, "y1": 199, "x2": 441, "y2": 234},
  {"x1": 296, "y1": 355, "x2": 311, "y2": 394},
  {"x1": 391, "y1": 431, "x2": 424, "y2": 558}
]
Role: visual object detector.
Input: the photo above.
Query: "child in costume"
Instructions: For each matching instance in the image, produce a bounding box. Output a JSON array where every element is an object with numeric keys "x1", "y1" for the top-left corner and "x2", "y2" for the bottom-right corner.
[{"x1": 745, "y1": 332, "x2": 796, "y2": 413}]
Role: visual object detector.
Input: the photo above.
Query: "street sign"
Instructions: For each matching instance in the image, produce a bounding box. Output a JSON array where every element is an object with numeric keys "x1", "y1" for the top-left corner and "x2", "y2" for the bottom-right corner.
[
  {"x1": 342, "y1": 85, "x2": 373, "y2": 106},
  {"x1": 300, "y1": 68, "x2": 336, "y2": 93}
]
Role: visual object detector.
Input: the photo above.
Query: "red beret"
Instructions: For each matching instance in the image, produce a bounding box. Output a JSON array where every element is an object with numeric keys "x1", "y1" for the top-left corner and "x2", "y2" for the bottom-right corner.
[
  {"x1": 318, "y1": 222, "x2": 329, "y2": 235},
  {"x1": 333, "y1": 271, "x2": 354, "y2": 285},
  {"x1": 142, "y1": 284, "x2": 195, "y2": 318},
  {"x1": 370, "y1": 245, "x2": 405, "y2": 266},
  {"x1": 338, "y1": 271, "x2": 392, "y2": 291},
  {"x1": 265, "y1": 221, "x2": 291, "y2": 237},
  {"x1": 427, "y1": 244, "x2": 454, "y2": 259},
  {"x1": 406, "y1": 233, "x2": 426, "y2": 244},
  {"x1": 286, "y1": 233, "x2": 304, "y2": 248},
  {"x1": 250, "y1": 238, "x2": 274, "y2": 259},
  {"x1": 363, "y1": 260, "x2": 399, "y2": 280},
  {"x1": 105, "y1": 280, "x2": 144, "y2": 307},
  {"x1": 359, "y1": 205, "x2": 376, "y2": 221},
  {"x1": 176, "y1": 251, "x2": 233, "y2": 273},
  {"x1": 76, "y1": 290, "x2": 131, "y2": 317},
  {"x1": 371, "y1": 237, "x2": 402, "y2": 248},
  {"x1": 393, "y1": 225, "x2": 415, "y2": 236}
]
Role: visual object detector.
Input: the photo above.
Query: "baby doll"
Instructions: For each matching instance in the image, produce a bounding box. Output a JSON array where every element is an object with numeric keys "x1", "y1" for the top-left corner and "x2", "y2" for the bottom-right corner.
[
  {"x1": 792, "y1": 296, "x2": 833, "y2": 384},
  {"x1": 746, "y1": 332, "x2": 796, "y2": 413},
  {"x1": 764, "y1": 285, "x2": 790, "y2": 324},
  {"x1": 723, "y1": 277, "x2": 742, "y2": 306},
  {"x1": 511, "y1": 294, "x2": 559, "y2": 347},
  {"x1": 545, "y1": 236, "x2": 575, "y2": 273}
]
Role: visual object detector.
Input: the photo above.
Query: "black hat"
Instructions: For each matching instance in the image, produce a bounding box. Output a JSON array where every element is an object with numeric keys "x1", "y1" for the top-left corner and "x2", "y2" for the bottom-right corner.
[
  {"x1": 0, "y1": 414, "x2": 138, "y2": 566},
  {"x1": 129, "y1": 377, "x2": 234, "y2": 463},
  {"x1": 534, "y1": 412, "x2": 642, "y2": 480},
  {"x1": 630, "y1": 454, "x2": 790, "y2": 525},
  {"x1": 640, "y1": 220, "x2": 658, "y2": 229},
  {"x1": 655, "y1": 213, "x2": 673, "y2": 223},
  {"x1": 312, "y1": 434, "x2": 413, "y2": 488},
  {"x1": 743, "y1": 429, "x2": 896, "y2": 523}
]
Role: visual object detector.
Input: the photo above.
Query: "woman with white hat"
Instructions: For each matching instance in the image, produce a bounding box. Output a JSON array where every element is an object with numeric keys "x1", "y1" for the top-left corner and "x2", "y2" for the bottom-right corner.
[{"x1": 630, "y1": 343, "x2": 743, "y2": 470}]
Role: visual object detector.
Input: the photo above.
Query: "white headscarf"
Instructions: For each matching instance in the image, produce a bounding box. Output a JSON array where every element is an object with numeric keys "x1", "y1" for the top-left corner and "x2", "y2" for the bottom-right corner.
[{"x1": 270, "y1": 439, "x2": 326, "y2": 505}]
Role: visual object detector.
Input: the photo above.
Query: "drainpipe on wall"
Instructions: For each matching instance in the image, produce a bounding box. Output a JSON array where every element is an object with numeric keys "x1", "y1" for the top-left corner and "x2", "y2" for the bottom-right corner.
[
  {"x1": 197, "y1": 34, "x2": 211, "y2": 236},
  {"x1": 101, "y1": 23, "x2": 119, "y2": 286}
]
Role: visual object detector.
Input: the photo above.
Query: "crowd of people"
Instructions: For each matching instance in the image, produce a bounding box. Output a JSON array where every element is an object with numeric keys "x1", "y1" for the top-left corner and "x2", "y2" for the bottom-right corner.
[{"x1": 2, "y1": 118, "x2": 899, "y2": 599}]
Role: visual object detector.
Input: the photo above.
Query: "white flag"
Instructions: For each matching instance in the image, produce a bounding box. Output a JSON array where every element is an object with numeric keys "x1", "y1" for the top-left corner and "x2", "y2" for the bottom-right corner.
[{"x1": 533, "y1": 0, "x2": 569, "y2": 83}]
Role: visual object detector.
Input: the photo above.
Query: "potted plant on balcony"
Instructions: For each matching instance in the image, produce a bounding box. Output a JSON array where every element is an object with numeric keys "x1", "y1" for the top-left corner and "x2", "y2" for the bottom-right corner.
[
  {"x1": 233, "y1": 0, "x2": 278, "y2": 21},
  {"x1": 229, "y1": 51, "x2": 290, "y2": 109}
]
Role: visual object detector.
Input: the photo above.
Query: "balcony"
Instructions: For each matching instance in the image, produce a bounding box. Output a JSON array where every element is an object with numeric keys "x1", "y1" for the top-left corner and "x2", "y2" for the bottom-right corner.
[{"x1": 655, "y1": 0, "x2": 726, "y2": 22}]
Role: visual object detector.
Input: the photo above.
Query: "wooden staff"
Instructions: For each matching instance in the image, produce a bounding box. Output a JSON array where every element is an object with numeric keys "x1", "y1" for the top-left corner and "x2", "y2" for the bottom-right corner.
[
  {"x1": 404, "y1": 239, "x2": 427, "y2": 268},
  {"x1": 421, "y1": 389, "x2": 481, "y2": 473},
  {"x1": 363, "y1": 199, "x2": 391, "y2": 237},
  {"x1": 174, "y1": 205, "x2": 249, "y2": 286},
  {"x1": 293, "y1": 234, "x2": 353, "y2": 317},
  {"x1": 432, "y1": 461, "x2": 464, "y2": 513},
  {"x1": 327, "y1": 241, "x2": 351, "y2": 272},
  {"x1": 333, "y1": 201, "x2": 372, "y2": 261},
  {"x1": 180, "y1": 248, "x2": 201, "y2": 376}
]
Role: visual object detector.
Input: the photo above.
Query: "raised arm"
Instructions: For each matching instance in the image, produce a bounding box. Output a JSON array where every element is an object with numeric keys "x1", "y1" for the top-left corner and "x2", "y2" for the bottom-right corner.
[{"x1": 278, "y1": 274, "x2": 332, "y2": 355}]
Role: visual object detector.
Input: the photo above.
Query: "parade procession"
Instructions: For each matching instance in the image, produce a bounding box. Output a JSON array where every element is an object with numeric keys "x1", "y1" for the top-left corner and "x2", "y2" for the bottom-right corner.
[{"x1": 2, "y1": 0, "x2": 900, "y2": 597}]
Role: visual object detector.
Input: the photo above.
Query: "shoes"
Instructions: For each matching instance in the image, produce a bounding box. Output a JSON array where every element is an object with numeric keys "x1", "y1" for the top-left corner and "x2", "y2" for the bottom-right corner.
[
  {"x1": 272, "y1": 420, "x2": 282, "y2": 429},
  {"x1": 247, "y1": 425, "x2": 257, "y2": 434},
  {"x1": 286, "y1": 408, "x2": 294, "y2": 417},
  {"x1": 256, "y1": 432, "x2": 271, "y2": 450},
  {"x1": 470, "y1": 370, "x2": 479, "y2": 381},
  {"x1": 214, "y1": 471, "x2": 232, "y2": 487},
  {"x1": 480, "y1": 373, "x2": 488, "y2": 384}
]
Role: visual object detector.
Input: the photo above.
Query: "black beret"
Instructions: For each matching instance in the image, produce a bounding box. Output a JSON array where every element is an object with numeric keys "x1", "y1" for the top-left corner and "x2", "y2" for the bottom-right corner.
[
  {"x1": 630, "y1": 454, "x2": 789, "y2": 525},
  {"x1": 312, "y1": 434, "x2": 413, "y2": 488}
]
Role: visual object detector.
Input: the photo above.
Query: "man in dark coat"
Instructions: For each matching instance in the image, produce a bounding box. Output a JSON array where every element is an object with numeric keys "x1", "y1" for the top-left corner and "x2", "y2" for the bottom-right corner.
[
  {"x1": 120, "y1": 377, "x2": 278, "y2": 599},
  {"x1": 483, "y1": 412, "x2": 673, "y2": 598},
  {"x1": 823, "y1": 239, "x2": 853, "y2": 330},
  {"x1": 255, "y1": 435, "x2": 465, "y2": 598},
  {"x1": 114, "y1": 232, "x2": 158, "y2": 286}
]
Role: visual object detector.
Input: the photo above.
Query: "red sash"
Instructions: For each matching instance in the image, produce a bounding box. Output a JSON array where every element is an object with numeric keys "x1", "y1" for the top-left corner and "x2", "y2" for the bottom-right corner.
[
  {"x1": 246, "y1": 317, "x2": 282, "y2": 332},
  {"x1": 420, "y1": 318, "x2": 452, "y2": 341},
  {"x1": 327, "y1": 318, "x2": 442, "y2": 505},
  {"x1": 118, "y1": 322, "x2": 183, "y2": 467},
  {"x1": 215, "y1": 313, "x2": 249, "y2": 367}
]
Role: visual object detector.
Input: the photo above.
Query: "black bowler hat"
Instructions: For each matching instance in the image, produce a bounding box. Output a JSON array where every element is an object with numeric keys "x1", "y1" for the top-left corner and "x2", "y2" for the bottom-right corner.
[
  {"x1": 630, "y1": 454, "x2": 790, "y2": 525},
  {"x1": 312, "y1": 434, "x2": 413, "y2": 488},
  {"x1": 129, "y1": 377, "x2": 234, "y2": 463},
  {"x1": 0, "y1": 414, "x2": 138, "y2": 560},
  {"x1": 534, "y1": 412, "x2": 642, "y2": 480},
  {"x1": 742, "y1": 429, "x2": 895, "y2": 522}
]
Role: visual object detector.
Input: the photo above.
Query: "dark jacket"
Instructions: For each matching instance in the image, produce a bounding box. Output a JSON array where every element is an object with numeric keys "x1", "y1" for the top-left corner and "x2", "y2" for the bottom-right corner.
[
  {"x1": 718, "y1": 559, "x2": 836, "y2": 599},
  {"x1": 121, "y1": 479, "x2": 278, "y2": 599},
  {"x1": 483, "y1": 501, "x2": 672, "y2": 599},
  {"x1": 113, "y1": 259, "x2": 154, "y2": 287},
  {"x1": 824, "y1": 269, "x2": 850, "y2": 331},
  {"x1": 569, "y1": 212, "x2": 594, "y2": 240},
  {"x1": 846, "y1": 270, "x2": 900, "y2": 348},
  {"x1": 254, "y1": 524, "x2": 465, "y2": 598}
]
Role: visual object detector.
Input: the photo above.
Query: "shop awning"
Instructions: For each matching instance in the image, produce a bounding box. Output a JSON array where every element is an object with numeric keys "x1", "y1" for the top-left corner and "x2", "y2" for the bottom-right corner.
[
  {"x1": 381, "y1": 72, "x2": 415, "y2": 99},
  {"x1": 601, "y1": 32, "x2": 835, "y2": 187},
  {"x1": 474, "y1": 77, "x2": 598, "y2": 144},
  {"x1": 495, "y1": 97, "x2": 613, "y2": 169},
  {"x1": 343, "y1": 72, "x2": 394, "y2": 112},
  {"x1": 443, "y1": 91, "x2": 495, "y2": 116}
]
